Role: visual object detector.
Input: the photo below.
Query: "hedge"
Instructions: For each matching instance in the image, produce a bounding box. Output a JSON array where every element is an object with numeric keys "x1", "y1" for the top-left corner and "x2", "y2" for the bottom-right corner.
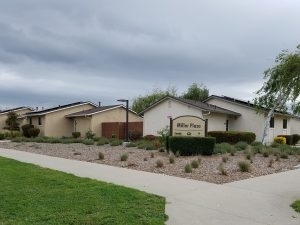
[
  {"x1": 169, "y1": 136, "x2": 216, "y2": 156},
  {"x1": 278, "y1": 134, "x2": 300, "y2": 145},
  {"x1": 207, "y1": 131, "x2": 256, "y2": 144}
]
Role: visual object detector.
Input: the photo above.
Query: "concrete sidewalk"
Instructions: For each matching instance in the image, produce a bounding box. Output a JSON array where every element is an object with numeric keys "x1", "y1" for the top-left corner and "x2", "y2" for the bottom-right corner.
[{"x1": 1, "y1": 148, "x2": 299, "y2": 225}]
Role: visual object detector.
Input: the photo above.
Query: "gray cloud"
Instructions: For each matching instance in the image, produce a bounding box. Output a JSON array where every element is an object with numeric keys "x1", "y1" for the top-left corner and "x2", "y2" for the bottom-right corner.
[{"x1": 0, "y1": 0, "x2": 299, "y2": 109}]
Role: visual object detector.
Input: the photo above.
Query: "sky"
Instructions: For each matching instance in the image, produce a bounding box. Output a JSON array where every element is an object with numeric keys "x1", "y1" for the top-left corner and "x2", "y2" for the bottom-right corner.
[{"x1": 0, "y1": 0, "x2": 299, "y2": 110}]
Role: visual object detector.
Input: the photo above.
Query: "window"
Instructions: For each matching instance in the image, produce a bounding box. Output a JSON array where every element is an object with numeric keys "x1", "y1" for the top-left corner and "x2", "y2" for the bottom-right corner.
[
  {"x1": 38, "y1": 117, "x2": 42, "y2": 125},
  {"x1": 29, "y1": 118, "x2": 32, "y2": 125},
  {"x1": 283, "y1": 119, "x2": 287, "y2": 129},
  {"x1": 270, "y1": 117, "x2": 274, "y2": 128}
]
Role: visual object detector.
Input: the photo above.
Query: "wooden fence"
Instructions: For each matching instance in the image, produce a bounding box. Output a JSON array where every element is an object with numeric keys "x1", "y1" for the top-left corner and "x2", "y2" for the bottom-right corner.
[{"x1": 102, "y1": 122, "x2": 143, "y2": 140}]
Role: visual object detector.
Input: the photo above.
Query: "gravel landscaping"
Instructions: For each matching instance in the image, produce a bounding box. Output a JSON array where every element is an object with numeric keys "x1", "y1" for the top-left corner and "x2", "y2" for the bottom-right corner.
[{"x1": 1, "y1": 141, "x2": 300, "y2": 184}]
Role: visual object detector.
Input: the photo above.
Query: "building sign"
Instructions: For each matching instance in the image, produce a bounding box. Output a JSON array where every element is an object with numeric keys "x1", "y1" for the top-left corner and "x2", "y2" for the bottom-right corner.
[{"x1": 171, "y1": 116, "x2": 207, "y2": 137}]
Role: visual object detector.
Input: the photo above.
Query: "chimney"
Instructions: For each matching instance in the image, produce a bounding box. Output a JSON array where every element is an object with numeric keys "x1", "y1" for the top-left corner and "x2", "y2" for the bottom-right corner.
[{"x1": 98, "y1": 102, "x2": 101, "y2": 107}]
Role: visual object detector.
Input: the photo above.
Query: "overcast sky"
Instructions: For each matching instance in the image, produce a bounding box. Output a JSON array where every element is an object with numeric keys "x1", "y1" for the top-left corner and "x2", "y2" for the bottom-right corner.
[{"x1": 0, "y1": 0, "x2": 299, "y2": 110}]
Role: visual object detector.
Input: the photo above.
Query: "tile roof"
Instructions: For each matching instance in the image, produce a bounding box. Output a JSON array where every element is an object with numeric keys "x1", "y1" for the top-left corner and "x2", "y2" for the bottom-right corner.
[{"x1": 25, "y1": 101, "x2": 96, "y2": 116}]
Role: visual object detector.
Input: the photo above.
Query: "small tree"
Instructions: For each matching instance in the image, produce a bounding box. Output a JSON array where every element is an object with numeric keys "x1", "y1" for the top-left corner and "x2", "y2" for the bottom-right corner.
[
  {"x1": 254, "y1": 45, "x2": 300, "y2": 143},
  {"x1": 4, "y1": 112, "x2": 20, "y2": 131},
  {"x1": 181, "y1": 83, "x2": 209, "y2": 101}
]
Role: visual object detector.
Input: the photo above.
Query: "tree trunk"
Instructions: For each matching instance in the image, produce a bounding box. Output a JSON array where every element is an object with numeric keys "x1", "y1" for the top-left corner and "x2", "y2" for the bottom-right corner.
[{"x1": 261, "y1": 93, "x2": 288, "y2": 144}]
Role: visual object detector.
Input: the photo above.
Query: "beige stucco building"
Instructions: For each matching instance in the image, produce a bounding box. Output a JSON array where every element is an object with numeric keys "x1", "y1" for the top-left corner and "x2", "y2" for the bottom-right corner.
[
  {"x1": 65, "y1": 105, "x2": 143, "y2": 137},
  {"x1": 25, "y1": 102, "x2": 97, "y2": 137},
  {"x1": 0, "y1": 107, "x2": 33, "y2": 132},
  {"x1": 204, "y1": 95, "x2": 300, "y2": 143},
  {"x1": 141, "y1": 95, "x2": 300, "y2": 143},
  {"x1": 141, "y1": 96, "x2": 240, "y2": 137}
]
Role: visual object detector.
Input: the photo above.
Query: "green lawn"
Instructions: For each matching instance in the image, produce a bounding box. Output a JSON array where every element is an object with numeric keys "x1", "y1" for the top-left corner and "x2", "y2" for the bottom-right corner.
[
  {"x1": 0, "y1": 157, "x2": 167, "y2": 225},
  {"x1": 291, "y1": 200, "x2": 300, "y2": 213}
]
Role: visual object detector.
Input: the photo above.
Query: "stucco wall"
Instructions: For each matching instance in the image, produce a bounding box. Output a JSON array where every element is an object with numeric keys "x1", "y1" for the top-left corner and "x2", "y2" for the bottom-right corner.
[
  {"x1": 44, "y1": 104, "x2": 95, "y2": 137},
  {"x1": 143, "y1": 99, "x2": 205, "y2": 136},
  {"x1": 290, "y1": 117, "x2": 300, "y2": 135},
  {"x1": 90, "y1": 107, "x2": 143, "y2": 137},
  {"x1": 204, "y1": 112, "x2": 229, "y2": 131},
  {"x1": 28, "y1": 116, "x2": 46, "y2": 136},
  {"x1": 73, "y1": 117, "x2": 91, "y2": 138}
]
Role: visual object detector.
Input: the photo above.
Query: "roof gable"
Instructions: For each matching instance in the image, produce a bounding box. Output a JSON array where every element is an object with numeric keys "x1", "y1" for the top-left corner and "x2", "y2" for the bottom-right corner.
[
  {"x1": 0, "y1": 107, "x2": 33, "y2": 115},
  {"x1": 25, "y1": 101, "x2": 97, "y2": 116},
  {"x1": 65, "y1": 104, "x2": 142, "y2": 118},
  {"x1": 140, "y1": 96, "x2": 240, "y2": 116}
]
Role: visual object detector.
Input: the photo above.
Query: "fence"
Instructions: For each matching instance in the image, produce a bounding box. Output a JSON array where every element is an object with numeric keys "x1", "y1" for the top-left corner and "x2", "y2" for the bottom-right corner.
[{"x1": 102, "y1": 122, "x2": 143, "y2": 140}]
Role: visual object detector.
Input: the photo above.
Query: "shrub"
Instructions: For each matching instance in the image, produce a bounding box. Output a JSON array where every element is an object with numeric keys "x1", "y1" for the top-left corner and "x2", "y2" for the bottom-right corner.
[
  {"x1": 246, "y1": 153, "x2": 252, "y2": 161},
  {"x1": 82, "y1": 139, "x2": 94, "y2": 145},
  {"x1": 280, "y1": 152, "x2": 288, "y2": 159},
  {"x1": 72, "y1": 132, "x2": 81, "y2": 139},
  {"x1": 126, "y1": 142, "x2": 137, "y2": 147},
  {"x1": 208, "y1": 131, "x2": 256, "y2": 144},
  {"x1": 150, "y1": 152, "x2": 154, "y2": 158},
  {"x1": 85, "y1": 130, "x2": 95, "y2": 139},
  {"x1": 222, "y1": 155, "x2": 228, "y2": 163},
  {"x1": 98, "y1": 152, "x2": 104, "y2": 160},
  {"x1": 191, "y1": 160, "x2": 199, "y2": 169},
  {"x1": 218, "y1": 163, "x2": 228, "y2": 176},
  {"x1": 28, "y1": 128, "x2": 40, "y2": 138},
  {"x1": 184, "y1": 163, "x2": 192, "y2": 173},
  {"x1": 155, "y1": 159, "x2": 164, "y2": 168},
  {"x1": 0, "y1": 133, "x2": 5, "y2": 140},
  {"x1": 22, "y1": 124, "x2": 34, "y2": 138},
  {"x1": 277, "y1": 135, "x2": 292, "y2": 145},
  {"x1": 274, "y1": 136, "x2": 286, "y2": 145},
  {"x1": 230, "y1": 149, "x2": 236, "y2": 156},
  {"x1": 238, "y1": 161, "x2": 251, "y2": 172},
  {"x1": 129, "y1": 130, "x2": 142, "y2": 141},
  {"x1": 97, "y1": 139, "x2": 107, "y2": 146},
  {"x1": 235, "y1": 141, "x2": 248, "y2": 151},
  {"x1": 268, "y1": 158, "x2": 274, "y2": 167},
  {"x1": 251, "y1": 141, "x2": 263, "y2": 146},
  {"x1": 169, "y1": 136, "x2": 216, "y2": 156},
  {"x1": 120, "y1": 153, "x2": 128, "y2": 161},
  {"x1": 169, "y1": 154, "x2": 175, "y2": 164},
  {"x1": 110, "y1": 139, "x2": 122, "y2": 146},
  {"x1": 261, "y1": 149, "x2": 270, "y2": 158},
  {"x1": 144, "y1": 135, "x2": 156, "y2": 141},
  {"x1": 292, "y1": 134, "x2": 300, "y2": 145},
  {"x1": 213, "y1": 143, "x2": 233, "y2": 154},
  {"x1": 175, "y1": 151, "x2": 180, "y2": 157}
]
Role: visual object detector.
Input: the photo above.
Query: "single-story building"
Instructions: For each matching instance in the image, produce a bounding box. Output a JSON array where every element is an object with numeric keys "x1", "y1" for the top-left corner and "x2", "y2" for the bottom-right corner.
[
  {"x1": 204, "y1": 95, "x2": 300, "y2": 143},
  {"x1": 140, "y1": 96, "x2": 241, "y2": 137},
  {"x1": 141, "y1": 95, "x2": 300, "y2": 143},
  {"x1": 65, "y1": 104, "x2": 143, "y2": 138},
  {"x1": 25, "y1": 101, "x2": 97, "y2": 137},
  {"x1": 0, "y1": 107, "x2": 34, "y2": 132}
]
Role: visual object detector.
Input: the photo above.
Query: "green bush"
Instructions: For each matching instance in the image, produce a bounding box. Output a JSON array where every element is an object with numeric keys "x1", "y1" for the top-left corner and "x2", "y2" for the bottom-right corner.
[
  {"x1": 110, "y1": 139, "x2": 122, "y2": 146},
  {"x1": 0, "y1": 133, "x2": 5, "y2": 140},
  {"x1": 213, "y1": 143, "x2": 233, "y2": 154},
  {"x1": 129, "y1": 130, "x2": 142, "y2": 141},
  {"x1": 251, "y1": 141, "x2": 263, "y2": 146},
  {"x1": 120, "y1": 153, "x2": 129, "y2": 161},
  {"x1": 143, "y1": 135, "x2": 156, "y2": 141},
  {"x1": 184, "y1": 163, "x2": 192, "y2": 173},
  {"x1": 235, "y1": 141, "x2": 248, "y2": 151},
  {"x1": 28, "y1": 128, "x2": 40, "y2": 138},
  {"x1": 292, "y1": 134, "x2": 300, "y2": 145},
  {"x1": 191, "y1": 160, "x2": 199, "y2": 168},
  {"x1": 21, "y1": 124, "x2": 34, "y2": 138},
  {"x1": 208, "y1": 131, "x2": 256, "y2": 144},
  {"x1": 169, "y1": 136, "x2": 216, "y2": 156},
  {"x1": 72, "y1": 132, "x2": 81, "y2": 139},
  {"x1": 85, "y1": 130, "x2": 95, "y2": 139},
  {"x1": 155, "y1": 159, "x2": 164, "y2": 168},
  {"x1": 238, "y1": 161, "x2": 251, "y2": 172},
  {"x1": 82, "y1": 139, "x2": 94, "y2": 145}
]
